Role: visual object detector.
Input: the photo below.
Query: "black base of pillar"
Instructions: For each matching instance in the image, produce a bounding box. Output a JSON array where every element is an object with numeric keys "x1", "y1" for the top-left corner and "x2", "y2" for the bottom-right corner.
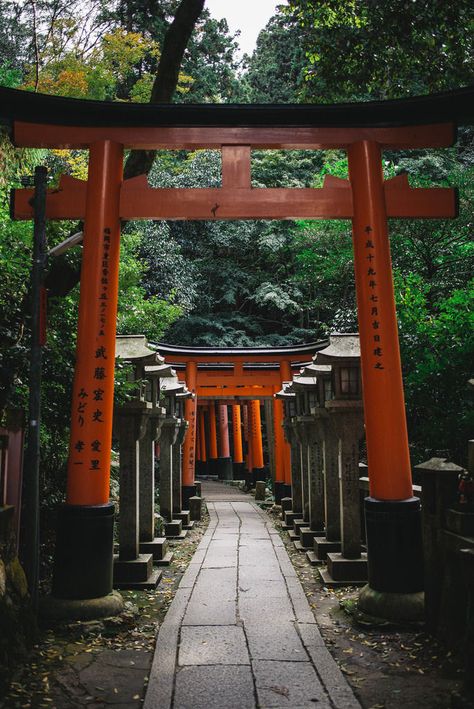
[
  {"x1": 364, "y1": 496, "x2": 424, "y2": 593},
  {"x1": 52, "y1": 503, "x2": 114, "y2": 600},
  {"x1": 182, "y1": 485, "x2": 197, "y2": 509},
  {"x1": 243, "y1": 471, "x2": 253, "y2": 489},
  {"x1": 232, "y1": 462, "x2": 246, "y2": 480},
  {"x1": 274, "y1": 482, "x2": 286, "y2": 505},
  {"x1": 207, "y1": 458, "x2": 219, "y2": 476},
  {"x1": 251, "y1": 467, "x2": 266, "y2": 486},
  {"x1": 216, "y1": 457, "x2": 233, "y2": 480},
  {"x1": 283, "y1": 484, "x2": 292, "y2": 499},
  {"x1": 196, "y1": 461, "x2": 209, "y2": 476}
]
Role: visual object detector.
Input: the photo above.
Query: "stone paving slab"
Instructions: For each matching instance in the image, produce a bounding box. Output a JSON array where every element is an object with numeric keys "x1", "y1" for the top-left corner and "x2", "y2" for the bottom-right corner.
[
  {"x1": 144, "y1": 481, "x2": 362, "y2": 709},
  {"x1": 252, "y1": 660, "x2": 331, "y2": 708},
  {"x1": 245, "y1": 622, "x2": 308, "y2": 662},
  {"x1": 174, "y1": 666, "x2": 256, "y2": 709},
  {"x1": 179, "y1": 625, "x2": 250, "y2": 666}
]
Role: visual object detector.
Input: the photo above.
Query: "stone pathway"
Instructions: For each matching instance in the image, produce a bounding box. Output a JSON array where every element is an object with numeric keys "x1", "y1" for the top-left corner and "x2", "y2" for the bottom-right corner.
[{"x1": 144, "y1": 482, "x2": 361, "y2": 709}]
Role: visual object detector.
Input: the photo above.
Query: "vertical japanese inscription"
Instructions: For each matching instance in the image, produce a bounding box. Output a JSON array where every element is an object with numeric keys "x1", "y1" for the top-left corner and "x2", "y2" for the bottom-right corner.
[
  {"x1": 71, "y1": 228, "x2": 112, "y2": 473},
  {"x1": 364, "y1": 226, "x2": 384, "y2": 370}
]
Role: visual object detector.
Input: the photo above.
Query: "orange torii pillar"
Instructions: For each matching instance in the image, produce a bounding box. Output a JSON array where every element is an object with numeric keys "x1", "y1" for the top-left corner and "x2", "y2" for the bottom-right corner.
[
  {"x1": 273, "y1": 362, "x2": 292, "y2": 503},
  {"x1": 208, "y1": 402, "x2": 219, "y2": 476},
  {"x1": 217, "y1": 403, "x2": 233, "y2": 480},
  {"x1": 249, "y1": 400, "x2": 265, "y2": 485},
  {"x1": 348, "y1": 140, "x2": 423, "y2": 615},
  {"x1": 198, "y1": 407, "x2": 208, "y2": 475},
  {"x1": 242, "y1": 403, "x2": 251, "y2": 484},
  {"x1": 231, "y1": 404, "x2": 245, "y2": 480},
  {"x1": 272, "y1": 394, "x2": 286, "y2": 504},
  {"x1": 52, "y1": 141, "x2": 123, "y2": 602},
  {"x1": 182, "y1": 362, "x2": 198, "y2": 507}
]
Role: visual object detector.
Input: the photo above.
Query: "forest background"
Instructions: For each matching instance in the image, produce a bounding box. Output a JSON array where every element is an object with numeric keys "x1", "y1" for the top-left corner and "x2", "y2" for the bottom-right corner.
[{"x1": 0, "y1": 0, "x2": 473, "y2": 512}]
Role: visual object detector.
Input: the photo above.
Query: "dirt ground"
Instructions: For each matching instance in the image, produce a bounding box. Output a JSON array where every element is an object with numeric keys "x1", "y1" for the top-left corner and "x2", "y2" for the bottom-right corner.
[
  {"x1": 265, "y1": 505, "x2": 471, "y2": 709},
  {"x1": 0, "y1": 508, "x2": 210, "y2": 709},
  {"x1": 1, "y1": 496, "x2": 472, "y2": 709}
]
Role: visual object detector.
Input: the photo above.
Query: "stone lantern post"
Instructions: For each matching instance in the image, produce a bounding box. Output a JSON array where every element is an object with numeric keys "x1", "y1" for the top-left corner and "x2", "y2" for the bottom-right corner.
[
  {"x1": 112, "y1": 336, "x2": 162, "y2": 590},
  {"x1": 173, "y1": 391, "x2": 193, "y2": 528},
  {"x1": 139, "y1": 362, "x2": 174, "y2": 566},
  {"x1": 276, "y1": 385, "x2": 303, "y2": 529},
  {"x1": 293, "y1": 362, "x2": 338, "y2": 564},
  {"x1": 159, "y1": 377, "x2": 187, "y2": 539},
  {"x1": 292, "y1": 373, "x2": 326, "y2": 551},
  {"x1": 316, "y1": 334, "x2": 367, "y2": 585}
]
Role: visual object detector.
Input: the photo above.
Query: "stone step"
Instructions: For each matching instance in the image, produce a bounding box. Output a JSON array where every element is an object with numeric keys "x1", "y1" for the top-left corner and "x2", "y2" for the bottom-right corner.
[
  {"x1": 284, "y1": 510, "x2": 301, "y2": 527},
  {"x1": 155, "y1": 551, "x2": 174, "y2": 567},
  {"x1": 300, "y1": 527, "x2": 324, "y2": 549},
  {"x1": 292, "y1": 518, "x2": 306, "y2": 535},
  {"x1": 139, "y1": 537, "x2": 169, "y2": 561},
  {"x1": 326, "y1": 551, "x2": 368, "y2": 584},
  {"x1": 306, "y1": 550, "x2": 320, "y2": 565},
  {"x1": 174, "y1": 510, "x2": 191, "y2": 526},
  {"x1": 165, "y1": 519, "x2": 187, "y2": 539},
  {"x1": 293, "y1": 540, "x2": 307, "y2": 552},
  {"x1": 319, "y1": 565, "x2": 367, "y2": 588},
  {"x1": 287, "y1": 530, "x2": 299, "y2": 542},
  {"x1": 313, "y1": 537, "x2": 341, "y2": 561},
  {"x1": 113, "y1": 553, "x2": 161, "y2": 590}
]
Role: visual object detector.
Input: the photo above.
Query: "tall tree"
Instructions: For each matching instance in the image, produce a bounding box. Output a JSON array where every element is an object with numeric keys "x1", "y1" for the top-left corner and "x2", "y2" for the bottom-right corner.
[{"x1": 287, "y1": 0, "x2": 474, "y2": 101}]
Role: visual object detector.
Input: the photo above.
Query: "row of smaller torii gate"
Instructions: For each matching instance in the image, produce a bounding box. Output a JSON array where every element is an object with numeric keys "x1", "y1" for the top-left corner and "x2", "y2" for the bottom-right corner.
[{"x1": 102, "y1": 333, "x2": 377, "y2": 595}]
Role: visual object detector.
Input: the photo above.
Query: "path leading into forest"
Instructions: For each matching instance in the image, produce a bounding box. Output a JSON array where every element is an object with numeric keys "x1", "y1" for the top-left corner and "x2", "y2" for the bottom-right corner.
[{"x1": 144, "y1": 481, "x2": 361, "y2": 709}]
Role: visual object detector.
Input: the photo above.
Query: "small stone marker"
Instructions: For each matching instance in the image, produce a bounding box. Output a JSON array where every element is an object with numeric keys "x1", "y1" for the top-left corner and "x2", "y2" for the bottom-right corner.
[
  {"x1": 189, "y1": 495, "x2": 202, "y2": 521},
  {"x1": 255, "y1": 481, "x2": 266, "y2": 501}
]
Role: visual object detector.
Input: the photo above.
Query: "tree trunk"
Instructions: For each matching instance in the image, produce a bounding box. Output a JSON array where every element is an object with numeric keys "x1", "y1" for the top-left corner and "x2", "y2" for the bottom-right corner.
[{"x1": 124, "y1": 0, "x2": 205, "y2": 180}]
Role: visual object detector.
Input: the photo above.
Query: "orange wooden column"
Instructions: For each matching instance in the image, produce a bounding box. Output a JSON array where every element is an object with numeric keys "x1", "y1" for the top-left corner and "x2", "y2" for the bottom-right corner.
[
  {"x1": 208, "y1": 402, "x2": 218, "y2": 460},
  {"x1": 279, "y1": 361, "x2": 293, "y2": 486},
  {"x1": 199, "y1": 408, "x2": 207, "y2": 463},
  {"x1": 273, "y1": 396, "x2": 285, "y2": 483},
  {"x1": 66, "y1": 140, "x2": 123, "y2": 506},
  {"x1": 249, "y1": 400, "x2": 264, "y2": 470},
  {"x1": 182, "y1": 361, "x2": 197, "y2": 502},
  {"x1": 243, "y1": 403, "x2": 250, "y2": 472},
  {"x1": 232, "y1": 404, "x2": 243, "y2": 464},
  {"x1": 217, "y1": 403, "x2": 232, "y2": 480},
  {"x1": 348, "y1": 141, "x2": 412, "y2": 502},
  {"x1": 218, "y1": 404, "x2": 230, "y2": 458},
  {"x1": 348, "y1": 140, "x2": 423, "y2": 604},
  {"x1": 54, "y1": 140, "x2": 123, "y2": 601}
]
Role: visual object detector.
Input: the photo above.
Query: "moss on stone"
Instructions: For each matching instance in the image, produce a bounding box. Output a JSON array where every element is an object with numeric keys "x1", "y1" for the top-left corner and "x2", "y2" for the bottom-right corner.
[{"x1": 7, "y1": 556, "x2": 29, "y2": 598}]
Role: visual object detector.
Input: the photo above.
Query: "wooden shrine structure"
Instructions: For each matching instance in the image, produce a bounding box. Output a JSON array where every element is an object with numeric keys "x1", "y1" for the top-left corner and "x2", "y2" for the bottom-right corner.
[{"x1": 2, "y1": 83, "x2": 471, "y2": 614}]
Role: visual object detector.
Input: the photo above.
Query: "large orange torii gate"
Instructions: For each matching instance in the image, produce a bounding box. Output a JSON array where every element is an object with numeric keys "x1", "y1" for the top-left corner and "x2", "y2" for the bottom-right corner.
[
  {"x1": 153, "y1": 341, "x2": 324, "y2": 495},
  {"x1": 4, "y1": 84, "x2": 465, "y2": 611}
]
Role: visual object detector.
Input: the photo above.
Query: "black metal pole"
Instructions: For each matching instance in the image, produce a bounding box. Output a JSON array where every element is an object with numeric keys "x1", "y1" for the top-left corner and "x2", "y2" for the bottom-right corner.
[{"x1": 21, "y1": 165, "x2": 48, "y2": 611}]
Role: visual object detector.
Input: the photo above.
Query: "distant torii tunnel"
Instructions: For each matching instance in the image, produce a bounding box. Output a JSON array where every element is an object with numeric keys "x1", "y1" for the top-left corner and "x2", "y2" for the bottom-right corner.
[
  {"x1": 4, "y1": 83, "x2": 463, "y2": 612},
  {"x1": 154, "y1": 342, "x2": 326, "y2": 497}
]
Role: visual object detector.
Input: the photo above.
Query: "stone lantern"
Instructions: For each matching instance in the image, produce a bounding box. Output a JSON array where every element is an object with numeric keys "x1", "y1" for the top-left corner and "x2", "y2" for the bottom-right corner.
[
  {"x1": 140, "y1": 362, "x2": 175, "y2": 566},
  {"x1": 173, "y1": 391, "x2": 193, "y2": 526},
  {"x1": 315, "y1": 333, "x2": 367, "y2": 585},
  {"x1": 292, "y1": 372, "x2": 327, "y2": 551},
  {"x1": 159, "y1": 376, "x2": 188, "y2": 539},
  {"x1": 298, "y1": 361, "x2": 342, "y2": 565},
  {"x1": 275, "y1": 384, "x2": 303, "y2": 529},
  {"x1": 113, "y1": 335, "x2": 163, "y2": 589}
]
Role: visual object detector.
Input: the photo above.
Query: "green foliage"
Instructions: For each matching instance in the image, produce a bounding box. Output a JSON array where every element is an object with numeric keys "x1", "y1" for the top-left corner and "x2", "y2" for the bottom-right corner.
[
  {"x1": 117, "y1": 232, "x2": 182, "y2": 341},
  {"x1": 287, "y1": 0, "x2": 474, "y2": 101},
  {"x1": 241, "y1": 9, "x2": 305, "y2": 103},
  {"x1": 396, "y1": 273, "x2": 474, "y2": 461}
]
